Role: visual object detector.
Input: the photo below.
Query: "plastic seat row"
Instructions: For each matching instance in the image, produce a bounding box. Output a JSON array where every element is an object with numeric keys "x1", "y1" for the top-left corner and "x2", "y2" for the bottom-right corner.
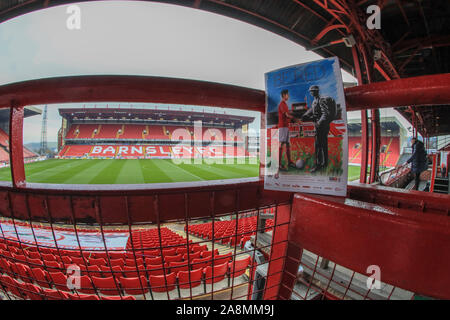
[{"x1": 0, "y1": 257, "x2": 250, "y2": 299}]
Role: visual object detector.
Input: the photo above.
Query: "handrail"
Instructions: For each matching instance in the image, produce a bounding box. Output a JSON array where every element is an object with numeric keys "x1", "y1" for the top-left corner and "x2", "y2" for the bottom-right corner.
[
  {"x1": 430, "y1": 154, "x2": 438, "y2": 193},
  {"x1": 379, "y1": 162, "x2": 411, "y2": 186}
]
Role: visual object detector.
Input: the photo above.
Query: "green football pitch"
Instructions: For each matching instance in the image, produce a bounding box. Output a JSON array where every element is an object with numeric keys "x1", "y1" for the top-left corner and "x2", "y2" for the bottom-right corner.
[
  {"x1": 348, "y1": 165, "x2": 361, "y2": 181},
  {"x1": 0, "y1": 159, "x2": 260, "y2": 184},
  {"x1": 0, "y1": 159, "x2": 362, "y2": 184}
]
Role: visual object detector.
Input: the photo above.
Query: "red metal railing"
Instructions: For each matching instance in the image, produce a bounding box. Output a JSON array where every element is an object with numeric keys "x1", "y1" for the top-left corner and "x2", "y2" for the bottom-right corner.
[
  {"x1": 430, "y1": 153, "x2": 438, "y2": 193},
  {"x1": 379, "y1": 162, "x2": 411, "y2": 187},
  {"x1": 0, "y1": 74, "x2": 449, "y2": 300}
]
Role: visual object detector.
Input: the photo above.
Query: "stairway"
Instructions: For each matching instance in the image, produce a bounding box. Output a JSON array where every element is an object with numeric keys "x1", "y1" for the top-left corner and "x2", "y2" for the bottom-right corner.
[{"x1": 433, "y1": 177, "x2": 449, "y2": 194}]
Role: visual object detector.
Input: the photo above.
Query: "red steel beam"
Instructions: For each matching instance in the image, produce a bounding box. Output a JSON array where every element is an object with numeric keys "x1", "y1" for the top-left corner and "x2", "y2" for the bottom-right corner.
[
  {"x1": 1, "y1": 74, "x2": 450, "y2": 112},
  {"x1": 351, "y1": 45, "x2": 369, "y2": 183},
  {"x1": 289, "y1": 192, "x2": 450, "y2": 299},
  {"x1": 0, "y1": 75, "x2": 266, "y2": 112},
  {"x1": 0, "y1": 74, "x2": 450, "y2": 112},
  {"x1": 369, "y1": 109, "x2": 380, "y2": 183},
  {"x1": 8, "y1": 105, "x2": 25, "y2": 188},
  {"x1": 312, "y1": 23, "x2": 346, "y2": 44},
  {"x1": 345, "y1": 73, "x2": 450, "y2": 110}
]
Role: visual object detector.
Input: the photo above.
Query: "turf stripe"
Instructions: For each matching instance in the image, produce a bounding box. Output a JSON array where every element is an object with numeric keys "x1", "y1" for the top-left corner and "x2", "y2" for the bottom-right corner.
[
  {"x1": 37, "y1": 160, "x2": 104, "y2": 184},
  {"x1": 179, "y1": 163, "x2": 243, "y2": 180},
  {"x1": 26, "y1": 160, "x2": 87, "y2": 181},
  {"x1": 139, "y1": 159, "x2": 173, "y2": 183},
  {"x1": 89, "y1": 160, "x2": 127, "y2": 184},
  {"x1": 153, "y1": 160, "x2": 203, "y2": 182},
  {"x1": 63, "y1": 160, "x2": 110, "y2": 184},
  {"x1": 115, "y1": 159, "x2": 145, "y2": 184}
]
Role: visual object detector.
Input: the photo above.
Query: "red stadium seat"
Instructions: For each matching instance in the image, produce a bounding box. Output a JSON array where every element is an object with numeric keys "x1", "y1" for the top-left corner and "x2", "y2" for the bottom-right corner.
[
  {"x1": 168, "y1": 261, "x2": 189, "y2": 274},
  {"x1": 108, "y1": 252, "x2": 126, "y2": 260},
  {"x1": 60, "y1": 256, "x2": 73, "y2": 265},
  {"x1": 119, "y1": 276, "x2": 149, "y2": 295},
  {"x1": 44, "y1": 260, "x2": 62, "y2": 271},
  {"x1": 125, "y1": 258, "x2": 144, "y2": 266},
  {"x1": 182, "y1": 251, "x2": 201, "y2": 262},
  {"x1": 27, "y1": 251, "x2": 42, "y2": 260},
  {"x1": 49, "y1": 271, "x2": 68, "y2": 291},
  {"x1": 201, "y1": 249, "x2": 219, "y2": 258},
  {"x1": 203, "y1": 262, "x2": 228, "y2": 284},
  {"x1": 30, "y1": 267, "x2": 52, "y2": 289},
  {"x1": 123, "y1": 265, "x2": 146, "y2": 278},
  {"x1": 16, "y1": 263, "x2": 32, "y2": 282},
  {"x1": 192, "y1": 245, "x2": 208, "y2": 253},
  {"x1": 191, "y1": 257, "x2": 212, "y2": 269},
  {"x1": 141, "y1": 249, "x2": 160, "y2": 257},
  {"x1": 162, "y1": 248, "x2": 177, "y2": 256},
  {"x1": 109, "y1": 258, "x2": 125, "y2": 268},
  {"x1": 68, "y1": 293, "x2": 100, "y2": 300},
  {"x1": 13, "y1": 253, "x2": 28, "y2": 264},
  {"x1": 0, "y1": 275, "x2": 23, "y2": 298},
  {"x1": 87, "y1": 265, "x2": 103, "y2": 278},
  {"x1": 44, "y1": 288, "x2": 70, "y2": 300},
  {"x1": 229, "y1": 256, "x2": 250, "y2": 278},
  {"x1": 27, "y1": 257, "x2": 44, "y2": 268},
  {"x1": 164, "y1": 254, "x2": 183, "y2": 263},
  {"x1": 89, "y1": 257, "x2": 107, "y2": 267},
  {"x1": 70, "y1": 256, "x2": 86, "y2": 266},
  {"x1": 91, "y1": 276, "x2": 121, "y2": 296},
  {"x1": 41, "y1": 253, "x2": 56, "y2": 261},
  {"x1": 177, "y1": 268, "x2": 203, "y2": 289},
  {"x1": 145, "y1": 256, "x2": 162, "y2": 265},
  {"x1": 213, "y1": 252, "x2": 233, "y2": 265},
  {"x1": 149, "y1": 272, "x2": 176, "y2": 292},
  {"x1": 77, "y1": 275, "x2": 96, "y2": 294},
  {"x1": 100, "y1": 265, "x2": 123, "y2": 278},
  {"x1": 23, "y1": 283, "x2": 43, "y2": 300},
  {"x1": 147, "y1": 263, "x2": 168, "y2": 276},
  {"x1": 101, "y1": 295, "x2": 136, "y2": 300}
]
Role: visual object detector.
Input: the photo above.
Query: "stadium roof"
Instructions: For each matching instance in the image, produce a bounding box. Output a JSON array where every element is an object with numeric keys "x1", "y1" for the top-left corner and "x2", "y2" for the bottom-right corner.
[
  {"x1": 0, "y1": 106, "x2": 41, "y2": 123},
  {"x1": 1, "y1": 0, "x2": 449, "y2": 136},
  {"x1": 59, "y1": 107, "x2": 255, "y2": 125}
]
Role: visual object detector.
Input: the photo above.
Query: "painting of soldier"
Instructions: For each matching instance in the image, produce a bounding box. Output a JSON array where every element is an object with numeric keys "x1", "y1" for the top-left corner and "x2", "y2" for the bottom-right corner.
[{"x1": 264, "y1": 57, "x2": 348, "y2": 196}]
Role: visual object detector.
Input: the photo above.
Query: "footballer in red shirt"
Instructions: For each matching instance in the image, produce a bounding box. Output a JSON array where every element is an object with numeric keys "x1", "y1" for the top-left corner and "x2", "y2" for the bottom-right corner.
[{"x1": 276, "y1": 89, "x2": 296, "y2": 177}]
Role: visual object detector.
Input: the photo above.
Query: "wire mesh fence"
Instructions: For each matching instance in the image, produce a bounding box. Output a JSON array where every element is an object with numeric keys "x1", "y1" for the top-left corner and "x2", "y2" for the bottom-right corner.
[{"x1": 0, "y1": 193, "x2": 290, "y2": 300}]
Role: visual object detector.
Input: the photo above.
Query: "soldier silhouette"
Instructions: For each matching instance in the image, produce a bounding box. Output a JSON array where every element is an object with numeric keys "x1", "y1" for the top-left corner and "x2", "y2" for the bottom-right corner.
[{"x1": 301, "y1": 85, "x2": 334, "y2": 173}]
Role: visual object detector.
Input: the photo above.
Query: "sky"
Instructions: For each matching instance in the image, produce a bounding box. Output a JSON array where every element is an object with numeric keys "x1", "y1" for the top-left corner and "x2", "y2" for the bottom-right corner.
[{"x1": 1, "y1": 1, "x2": 362, "y2": 144}]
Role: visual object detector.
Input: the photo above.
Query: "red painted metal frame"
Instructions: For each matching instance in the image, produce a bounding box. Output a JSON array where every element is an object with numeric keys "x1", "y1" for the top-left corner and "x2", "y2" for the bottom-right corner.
[
  {"x1": 286, "y1": 192, "x2": 450, "y2": 299},
  {"x1": 8, "y1": 106, "x2": 25, "y2": 188},
  {"x1": 430, "y1": 154, "x2": 438, "y2": 193},
  {"x1": 0, "y1": 74, "x2": 449, "y2": 300},
  {"x1": 369, "y1": 109, "x2": 380, "y2": 183},
  {"x1": 1, "y1": 74, "x2": 450, "y2": 189},
  {"x1": 0, "y1": 180, "x2": 292, "y2": 224},
  {"x1": 351, "y1": 45, "x2": 369, "y2": 183},
  {"x1": 348, "y1": 183, "x2": 450, "y2": 216},
  {"x1": 345, "y1": 73, "x2": 450, "y2": 110},
  {"x1": 2, "y1": 74, "x2": 449, "y2": 113},
  {"x1": 0, "y1": 75, "x2": 265, "y2": 112}
]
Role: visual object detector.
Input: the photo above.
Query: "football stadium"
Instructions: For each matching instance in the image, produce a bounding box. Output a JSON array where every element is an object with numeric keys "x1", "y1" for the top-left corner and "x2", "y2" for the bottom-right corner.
[
  {"x1": 0, "y1": 0, "x2": 449, "y2": 304},
  {"x1": 0, "y1": 107, "x2": 259, "y2": 184}
]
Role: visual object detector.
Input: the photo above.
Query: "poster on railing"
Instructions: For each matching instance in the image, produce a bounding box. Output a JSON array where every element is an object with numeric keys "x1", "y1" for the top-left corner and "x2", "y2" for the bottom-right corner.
[{"x1": 264, "y1": 57, "x2": 348, "y2": 196}]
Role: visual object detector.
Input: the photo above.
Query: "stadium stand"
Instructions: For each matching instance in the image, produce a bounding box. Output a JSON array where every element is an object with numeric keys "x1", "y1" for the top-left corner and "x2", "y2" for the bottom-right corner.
[
  {"x1": 0, "y1": 221, "x2": 252, "y2": 300},
  {"x1": 58, "y1": 108, "x2": 254, "y2": 161},
  {"x1": 348, "y1": 136, "x2": 400, "y2": 167},
  {"x1": 59, "y1": 145, "x2": 249, "y2": 159},
  {"x1": 186, "y1": 215, "x2": 274, "y2": 247},
  {"x1": 0, "y1": 128, "x2": 38, "y2": 163}
]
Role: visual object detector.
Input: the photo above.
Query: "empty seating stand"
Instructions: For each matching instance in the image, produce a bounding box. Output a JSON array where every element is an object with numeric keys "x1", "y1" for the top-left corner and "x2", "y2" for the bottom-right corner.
[{"x1": 0, "y1": 223, "x2": 252, "y2": 300}]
